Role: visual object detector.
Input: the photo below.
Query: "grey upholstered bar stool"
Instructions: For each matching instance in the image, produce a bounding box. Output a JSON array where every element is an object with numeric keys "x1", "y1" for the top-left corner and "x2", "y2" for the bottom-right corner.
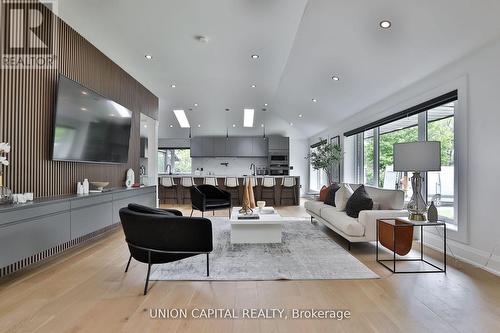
[
  {"x1": 224, "y1": 177, "x2": 240, "y2": 206},
  {"x1": 280, "y1": 176, "x2": 297, "y2": 206},
  {"x1": 180, "y1": 177, "x2": 194, "y2": 204},
  {"x1": 204, "y1": 177, "x2": 218, "y2": 187},
  {"x1": 160, "y1": 177, "x2": 178, "y2": 204},
  {"x1": 260, "y1": 177, "x2": 276, "y2": 206}
]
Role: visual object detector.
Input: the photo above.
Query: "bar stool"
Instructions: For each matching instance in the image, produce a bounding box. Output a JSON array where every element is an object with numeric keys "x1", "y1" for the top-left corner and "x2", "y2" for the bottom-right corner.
[
  {"x1": 261, "y1": 177, "x2": 276, "y2": 206},
  {"x1": 204, "y1": 177, "x2": 218, "y2": 187},
  {"x1": 180, "y1": 177, "x2": 194, "y2": 204},
  {"x1": 160, "y1": 177, "x2": 178, "y2": 204},
  {"x1": 224, "y1": 177, "x2": 240, "y2": 206},
  {"x1": 280, "y1": 176, "x2": 297, "y2": 206}
]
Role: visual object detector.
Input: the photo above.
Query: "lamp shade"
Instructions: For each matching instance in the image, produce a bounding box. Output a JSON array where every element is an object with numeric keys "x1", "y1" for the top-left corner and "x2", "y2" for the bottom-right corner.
[{"x1": 393, "y1": 141, "x2": 441, "y2": 172}]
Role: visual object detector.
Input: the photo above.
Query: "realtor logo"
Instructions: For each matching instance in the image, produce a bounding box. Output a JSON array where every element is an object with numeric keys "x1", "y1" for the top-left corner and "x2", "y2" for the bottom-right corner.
[{"x1": 1, "y1": 0, "x2": 58, "y2": 69}]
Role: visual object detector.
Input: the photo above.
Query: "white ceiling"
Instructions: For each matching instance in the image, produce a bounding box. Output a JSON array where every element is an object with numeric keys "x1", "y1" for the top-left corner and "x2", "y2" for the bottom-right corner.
[{"x1": 56, "y1": 0, "x2": 500, "y2": 139}]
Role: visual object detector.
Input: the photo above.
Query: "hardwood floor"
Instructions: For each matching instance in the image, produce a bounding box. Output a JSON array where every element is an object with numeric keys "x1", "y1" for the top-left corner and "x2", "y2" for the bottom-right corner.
[{"x1": 0, "y1": 202, "x2": 499, "y2": 332}]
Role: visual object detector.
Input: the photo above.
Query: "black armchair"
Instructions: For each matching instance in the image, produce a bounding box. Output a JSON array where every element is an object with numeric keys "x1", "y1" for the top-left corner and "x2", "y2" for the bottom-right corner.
[
  {"x1": 190, "y1": 184, "x2": 232, "y2": 217},
  {"x1": 120, "y1": 204, "x2": 213, "y2": 295}
]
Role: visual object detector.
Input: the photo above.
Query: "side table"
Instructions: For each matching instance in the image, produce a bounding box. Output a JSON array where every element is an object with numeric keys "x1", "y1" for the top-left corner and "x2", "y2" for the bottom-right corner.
[{"x1": 376, "y1": 218, "x2": 446, "y2": 273}]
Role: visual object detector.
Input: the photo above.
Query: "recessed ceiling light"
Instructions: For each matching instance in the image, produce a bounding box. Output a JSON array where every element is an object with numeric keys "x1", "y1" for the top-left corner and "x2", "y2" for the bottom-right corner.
[
  {"x1": 173, "y1": 109, "x2": 190, "y2": 128},
  {"x1": 244, "y1": 108, "x2": 254, "y2": 128},
  {"x1": 194, "y1": 103, "x2": 198, "y2": 107},
  {"x1": 144, "y1": 125, "x2": 147, "y2": 128},
  {"x1": 145, "y1": 54, "x2": 152, "y2": 60},
  {"x1": 379, "y1": 20, "x2": 391, "y2": 29},
  {"x1": 171, "y1": 84, "x2": 176, "y2": 88},
  {"x1": 261, "y1": 123, "x2": 264, "y2": 127},
  {"x1": 81, "y1": 91, "x2": 88, "y2": 95},
  {"x1": 298, "y1": 114, "x2": 303, "y2": 118},
  {"x1": 331, "y1": 75, "x2": 340, "y2": 81},
  {"x1": 264, "y1": 103, "x2": 268, "y2": 106},
  {"x1": 232, "y1": 124, "x2": 236, "y2": 128},
  {"x1": 169, "y1": 124, "x2": 174, "y2": 128},
  {"x1": 251, "y1": 84, "x2": 256, "y2": 88},
  {"x1": 197, "y1": 124, "x2": 201, "y2": 128},
  {"x1": 81, "y1": 107, "x2": 87, "y2": 111},
  {"x1": 251, "y1": 54, "x2": 259, "y2": 59},
  {"x1": 289, "y1": 122, "x2": 294, "y2": 126},
  {"x1": 312, "y1": 98, "x2": 318, "y2": 103}
]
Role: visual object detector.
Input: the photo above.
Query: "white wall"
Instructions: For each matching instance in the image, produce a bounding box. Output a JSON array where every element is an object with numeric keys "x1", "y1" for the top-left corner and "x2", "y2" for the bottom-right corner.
[
  {"x1": 191, "y1": 157, "x2": 267, "y2": 175},
  {"x1": 309, "y1": 37, "x2": 500, "y2": 275}
]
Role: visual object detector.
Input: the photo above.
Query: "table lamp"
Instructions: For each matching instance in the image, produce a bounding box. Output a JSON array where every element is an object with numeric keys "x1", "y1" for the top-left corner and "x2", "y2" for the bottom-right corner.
[{"x1": 393, "y1": 141, "x2": 441, "y2": 221}]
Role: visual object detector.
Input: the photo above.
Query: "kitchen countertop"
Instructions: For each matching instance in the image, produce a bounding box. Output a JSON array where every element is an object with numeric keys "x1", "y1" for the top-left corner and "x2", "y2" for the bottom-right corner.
[{"x1": 158, "y1": 174, "x2": 299, "y2": 178}]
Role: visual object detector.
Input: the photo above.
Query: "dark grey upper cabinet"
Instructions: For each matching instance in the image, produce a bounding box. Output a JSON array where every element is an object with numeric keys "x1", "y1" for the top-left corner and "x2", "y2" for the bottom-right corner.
[
  {"x1": 213, "y1": 137, "x2": 229, "y2": 156},
  {"x1": 191, "y1": 136, "x2": 285, "y2": 157},
  {"x1": 229, "y1": 137, "x2": 253, "y2": 157},
  {"x1": 268, "y1": 136, "x2": 289, "y2": 151},
  {"x1": 190, "y1": 137, "x2": 204, "y2": 157},
  {"x1": 252, "y1": 137, "x2": 268, "y2": 156}
]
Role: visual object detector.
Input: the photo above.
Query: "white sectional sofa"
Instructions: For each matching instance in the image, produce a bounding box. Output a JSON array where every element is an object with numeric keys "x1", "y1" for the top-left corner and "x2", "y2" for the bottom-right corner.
[{"x1": 305, "y1": 184, "x2": 407, "y2": 248}]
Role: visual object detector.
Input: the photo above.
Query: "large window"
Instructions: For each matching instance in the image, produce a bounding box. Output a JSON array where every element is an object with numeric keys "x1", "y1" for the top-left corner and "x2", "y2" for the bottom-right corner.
[
  {"x1": 354, "y1": 100, "x2": 456, "y2": 224},
  {"x1": 157, "y1": 148, "x2": 191, "y2": 174}
]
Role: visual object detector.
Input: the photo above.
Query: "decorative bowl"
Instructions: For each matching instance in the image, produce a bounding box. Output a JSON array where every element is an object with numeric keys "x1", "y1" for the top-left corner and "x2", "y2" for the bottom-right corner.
[
  {"x1": 256, "y1": 201, "x2": 266, "y2": 209},
  {"x1": 90, "y1": 181, "x2": 109, "y2": 191}
]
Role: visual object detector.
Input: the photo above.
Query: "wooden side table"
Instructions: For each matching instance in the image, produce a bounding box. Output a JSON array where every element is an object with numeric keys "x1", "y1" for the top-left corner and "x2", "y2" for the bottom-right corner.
[{"x1": 376, "y1": 218, "x2": 446, "y2": 273}]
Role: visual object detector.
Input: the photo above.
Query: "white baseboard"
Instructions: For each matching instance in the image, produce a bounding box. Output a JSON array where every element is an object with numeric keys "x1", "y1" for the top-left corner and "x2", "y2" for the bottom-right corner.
[{"x1": 423, "y1": 231, "x2": 500, "y2": 276}]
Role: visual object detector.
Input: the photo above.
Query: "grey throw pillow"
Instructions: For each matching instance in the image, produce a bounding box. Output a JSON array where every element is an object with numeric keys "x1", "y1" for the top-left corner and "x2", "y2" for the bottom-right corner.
[{"x1": 345, "y1": 185, "x2": 373, "y2": 218}]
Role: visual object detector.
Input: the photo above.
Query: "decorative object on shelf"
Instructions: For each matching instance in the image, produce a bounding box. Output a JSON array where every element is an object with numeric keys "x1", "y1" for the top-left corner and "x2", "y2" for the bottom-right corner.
[
  {"x1": 256, "y1": 200, "x2": 266, "y2": 211},
  {"x1": 427, "y1": 201, "x2": 438, "y2": 222},
  {"x1": 393, "y1": 141, "x2": 441, "y2": 221},
  {"x1": 307, "y1": 138, "x2": 342, "y2": 185},
  {"x1": 90, "y1": 181, "x2": 109, "y2": 192},
  {"x1": 77, "y1": 182, "x2": 83, "y2": 195},
  {"x1": 239, "y1": 177, "x2": 256, "y2": 215},
  {"x1": 83, "y1": 178, "x2": 90, "y2": 195},
  {"x1": 0, "y1": 142, "x2": 12, "y2": 205},
  {"x1": 24, "y1": 193, "x2": 34, "y2": 201},
  {"x1": 126, "y1": 168, "x2": 135, "y2": 188}
]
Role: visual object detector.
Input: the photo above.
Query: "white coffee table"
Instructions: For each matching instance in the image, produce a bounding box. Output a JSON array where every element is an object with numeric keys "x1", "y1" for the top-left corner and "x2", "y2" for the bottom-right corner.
[{"x1": 229, "y1": 207, "x2": 284, "y2": 244}]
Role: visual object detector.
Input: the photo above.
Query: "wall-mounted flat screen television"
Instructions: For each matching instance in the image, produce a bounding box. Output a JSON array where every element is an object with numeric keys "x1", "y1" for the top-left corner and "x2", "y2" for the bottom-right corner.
[{"x1": 51, "y1": 75, "x2": 133, "y2": 164}]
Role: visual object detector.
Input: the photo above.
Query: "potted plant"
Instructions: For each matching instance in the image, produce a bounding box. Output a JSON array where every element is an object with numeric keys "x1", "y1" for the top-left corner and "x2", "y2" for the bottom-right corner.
[
  {"x1": 308, "y1": 138, "x2": 342, "y2": 185},
  {"x1": 0, "y1": 142, "x2": 12, "y2": 204}
]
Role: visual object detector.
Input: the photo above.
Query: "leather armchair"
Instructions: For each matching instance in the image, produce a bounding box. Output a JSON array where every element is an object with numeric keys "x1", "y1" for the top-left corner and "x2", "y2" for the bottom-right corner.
[
  {"x1": 190, "y1": 184, "x2": 232, "y2": 217},
  {"x1": 120, "y1": 204, "x2": 213, "y2": 295}
]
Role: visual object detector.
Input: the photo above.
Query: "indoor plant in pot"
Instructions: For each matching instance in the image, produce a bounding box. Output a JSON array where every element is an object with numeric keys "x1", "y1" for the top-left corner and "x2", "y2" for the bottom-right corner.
[
  {"x1": 0, "y1": 142, "x2": 12, "y2": 204},
  {"x1": 308, "y1": 138, "x2": 342, "y2": 185}
]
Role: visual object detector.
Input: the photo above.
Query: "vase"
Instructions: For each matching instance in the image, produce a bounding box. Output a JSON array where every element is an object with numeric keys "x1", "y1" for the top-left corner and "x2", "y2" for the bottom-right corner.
[
  {"x1": 0, "y1": 174, "x2": 12, "y2": 205},
  {"x1": 428, "y1": 201, "x2": 438, "y2": 222}
]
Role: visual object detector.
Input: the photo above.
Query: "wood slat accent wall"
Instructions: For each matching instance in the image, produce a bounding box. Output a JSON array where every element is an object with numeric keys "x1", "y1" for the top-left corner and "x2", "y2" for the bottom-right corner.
[{"x1": 0, "y1": 1, "x2": 158, "y2": 198}]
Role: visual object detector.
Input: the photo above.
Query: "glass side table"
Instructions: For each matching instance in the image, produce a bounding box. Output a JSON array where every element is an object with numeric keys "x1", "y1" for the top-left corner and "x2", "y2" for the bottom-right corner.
[{"x1": 376, "y1": 217, "x2": 446, "y2": 274}]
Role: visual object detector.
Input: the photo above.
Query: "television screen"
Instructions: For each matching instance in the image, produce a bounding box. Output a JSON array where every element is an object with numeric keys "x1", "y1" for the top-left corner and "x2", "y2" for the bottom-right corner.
[{"x1": 51, "y1": 75, "x2": 132, "y2": 164}]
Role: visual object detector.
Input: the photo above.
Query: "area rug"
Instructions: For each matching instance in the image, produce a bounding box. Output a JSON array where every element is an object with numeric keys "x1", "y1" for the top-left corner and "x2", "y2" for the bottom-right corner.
[{"x1": 150, "y1": 217, "x2": 378, "y2": 281}]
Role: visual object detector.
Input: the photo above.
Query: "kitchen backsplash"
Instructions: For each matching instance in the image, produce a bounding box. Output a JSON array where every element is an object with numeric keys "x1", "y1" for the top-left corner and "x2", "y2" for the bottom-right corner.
[{"x1": 191, "y1": 157, "x2": 268, "y2": 175}]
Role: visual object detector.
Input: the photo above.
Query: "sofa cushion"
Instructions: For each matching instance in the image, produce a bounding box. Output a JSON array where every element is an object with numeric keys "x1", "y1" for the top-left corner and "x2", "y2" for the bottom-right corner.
[
  {"x1": 320, "y1": 207, "x2": 365, "y2": 237},
  {"x1": 349, "y1": 184, "x2": 404, "y2": 210},
  {"x1": 324, "y1": 183, "x2": 340, "y2": 206},
  {"x1": 319, "y1": 185, "x2": 330, "y2": 202},
  {"x1": 304, "y1": 200, "x2": 327, "y2": 216},
  {"x1": 335, "y1": 184, "x2": 354, "y2": 211},
  {"x1": 345, "y1": 185, "x2": 374, "y2": 218}
]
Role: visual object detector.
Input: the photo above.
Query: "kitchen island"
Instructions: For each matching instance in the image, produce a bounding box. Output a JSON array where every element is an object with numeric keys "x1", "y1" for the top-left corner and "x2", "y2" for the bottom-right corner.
[{"x1": 158, "y1": 175, "x2": 300, "y2": 206}]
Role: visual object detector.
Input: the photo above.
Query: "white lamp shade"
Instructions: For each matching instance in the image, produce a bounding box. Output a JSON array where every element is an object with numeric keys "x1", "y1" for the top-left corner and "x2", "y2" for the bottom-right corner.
[{"x1": 393, "y1": 141, "x2": 441, "y2": 172}]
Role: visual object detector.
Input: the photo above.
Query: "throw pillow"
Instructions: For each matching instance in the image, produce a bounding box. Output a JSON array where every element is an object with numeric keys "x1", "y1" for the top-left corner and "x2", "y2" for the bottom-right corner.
[
  {"x1": 335, "y1": 184, "x2": 354, "y2": 211},
  {"x1": 345, "y1": 185, "x2": 374, "y2": 218},
  {"x1": 324, "y1": 183, "x2": 341, "y2": 206},
  {"x1": 319, "y1": 185, "x2": 330, "y2": 202}
]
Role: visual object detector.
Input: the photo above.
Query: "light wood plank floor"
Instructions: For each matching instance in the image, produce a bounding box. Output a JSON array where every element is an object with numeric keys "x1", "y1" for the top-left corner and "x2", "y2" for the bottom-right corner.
[{"x1": 0, "y1": 203, "x2": 499, "y2": 333}]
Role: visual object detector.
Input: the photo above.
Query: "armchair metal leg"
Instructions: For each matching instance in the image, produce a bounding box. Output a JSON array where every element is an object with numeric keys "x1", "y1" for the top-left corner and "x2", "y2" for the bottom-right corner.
[
  {"x1": 144, "y1": 251, "x2": 152, "y2": 295},
  {"x1": 190, "y1": 209, "x2": 194, "y2": 218},
  {"x1": 213, "y1": 211, "x2": 215, "y2": 216},
  {"x1": 202, "y1": 211, "x2": 204, "y2": 218},
  {"x1": 125, "y1": 255, "x2": 132, "y2": 273},
  {"x1": 206, "y1": 253, "x2": 210, "y2": 277}
]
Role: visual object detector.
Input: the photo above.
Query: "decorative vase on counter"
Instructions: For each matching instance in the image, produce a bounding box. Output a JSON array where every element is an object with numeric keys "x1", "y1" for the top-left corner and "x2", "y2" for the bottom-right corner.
[
  {"x1": 0, "y1": 142, "x2": 12, "y2": 204},
  {"x1": 427, "y1": 201, "x2": 438, "y2": 223}
]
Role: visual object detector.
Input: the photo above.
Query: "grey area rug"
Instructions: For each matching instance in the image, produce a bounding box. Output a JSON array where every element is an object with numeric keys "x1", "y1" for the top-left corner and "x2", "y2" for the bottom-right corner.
[{"x1": 150, "y1": 217, "x2": 378, "y2": 281}]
